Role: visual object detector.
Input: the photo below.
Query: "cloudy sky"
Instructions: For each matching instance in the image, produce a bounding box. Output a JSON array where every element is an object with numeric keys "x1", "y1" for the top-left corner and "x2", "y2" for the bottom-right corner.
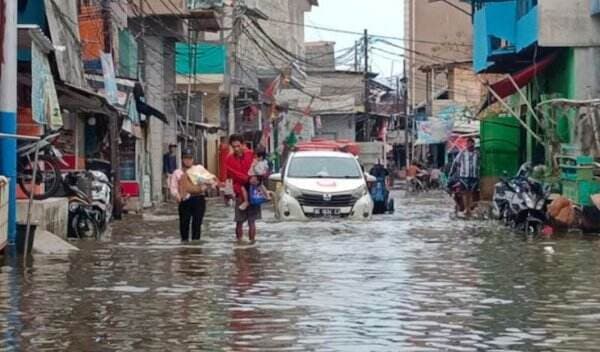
[{"x1": 305, "y1": 0, "x2": 405, "y2": 83}]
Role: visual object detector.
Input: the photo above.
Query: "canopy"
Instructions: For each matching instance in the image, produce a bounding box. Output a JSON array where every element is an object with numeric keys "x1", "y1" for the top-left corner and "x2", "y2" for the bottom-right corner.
[{"x1": 479, "y1": 52, "x2": 557, "y2": 114}]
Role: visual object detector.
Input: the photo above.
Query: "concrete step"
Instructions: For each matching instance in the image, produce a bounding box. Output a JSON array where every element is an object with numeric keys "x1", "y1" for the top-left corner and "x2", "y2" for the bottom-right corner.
[
  {"x1": 17, "y1": 198, "x2": 69, "y2": 238},
  {"x1": 34, "y1": 230, "x2": 79, "y2": 255}
]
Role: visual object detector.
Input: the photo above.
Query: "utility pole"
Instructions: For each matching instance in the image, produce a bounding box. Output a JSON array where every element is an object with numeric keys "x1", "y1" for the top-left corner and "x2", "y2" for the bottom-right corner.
[
  {"x1": 185, "y1": 30, "x2": 197, "y2": 147},
  {"x1": 0, "y1": 0, "x2": 17, "y2": 242},
  {"x1": 354, "y1": 40, "x2": 358, "y2": 72},
  {"x1": 403, "y1": 61, "x2": 410, "y2": 167},
  {"x1": 138, "y1": 0, "x2": 145, "y2": 86},
  {"x1": 363, "y1": 29, "x2": 369, "y2": 117},
  {"x1": 227, "y1": 0, "x2": 240, "y2": 136},
  {"x1": 101, "y1": 2, "x2": 122, "y2": 219},
  {"x1": 363, "y1": 28, "x2": 370, "y2": 145}
]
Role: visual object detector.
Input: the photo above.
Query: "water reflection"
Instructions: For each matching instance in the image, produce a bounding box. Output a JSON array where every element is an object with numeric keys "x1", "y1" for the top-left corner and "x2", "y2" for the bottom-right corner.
[{"x1": 2, "y1": 193, "x2": 600, "y2": 351}]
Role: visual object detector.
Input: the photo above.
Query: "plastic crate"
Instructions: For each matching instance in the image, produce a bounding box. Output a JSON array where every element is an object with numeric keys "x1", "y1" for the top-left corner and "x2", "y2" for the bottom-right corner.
[
  {"x1": 558, "y1": 155, "x2": 595, "y2": 181},
  {"x1": 560, "y1": 144, "x2": 580, "y2": 156},
  {"x1": 560, "y1": 166, "x2": 594, "y2": 181},
  {"x1": 562, "y1": 180, "x2": 600, "y2": 206}
]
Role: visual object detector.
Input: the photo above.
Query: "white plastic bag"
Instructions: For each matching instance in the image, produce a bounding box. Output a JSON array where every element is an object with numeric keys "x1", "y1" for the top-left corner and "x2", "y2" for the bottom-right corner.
[{"x1": 186, "y1": 165, "x2": 217, "y2": 185}]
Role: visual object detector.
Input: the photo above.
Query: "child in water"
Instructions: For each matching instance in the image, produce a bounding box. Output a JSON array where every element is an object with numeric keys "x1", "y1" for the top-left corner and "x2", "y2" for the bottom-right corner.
[{"x1": 239, "y1": 147, "x2": 271, "y2": 210}]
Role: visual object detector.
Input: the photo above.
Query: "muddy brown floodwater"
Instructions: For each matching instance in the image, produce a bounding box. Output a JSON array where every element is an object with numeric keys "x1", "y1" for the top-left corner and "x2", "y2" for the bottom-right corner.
[{"x1": 3, "y1": 191, "x2": 600, "y2": 351}]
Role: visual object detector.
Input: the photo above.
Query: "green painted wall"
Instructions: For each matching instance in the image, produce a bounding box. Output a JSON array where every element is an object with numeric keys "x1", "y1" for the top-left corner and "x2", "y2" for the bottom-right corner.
[
  {"x1": 540, "y1": 49, "x2": 575, "y2": 144},
  {"x1": 119, "y1": 30, "x2": 138, "y2": 79},
  {"x1": 176, "y1": 43, "x2": 227, "y2": 75}
]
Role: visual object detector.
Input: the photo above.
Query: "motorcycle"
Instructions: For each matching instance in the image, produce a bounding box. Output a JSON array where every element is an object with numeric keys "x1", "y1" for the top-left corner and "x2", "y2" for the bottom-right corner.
[
  {"x1": 408, "y1": 173, "x2": 428, "y2": 193},
  {"x1": 492, "y1": 163, "x2": 550, "y2": 234},
  {"x1": 89, "y1": 170, "x2": 112, "y2": 231},
  {"x1": 371, "y1": 176, "x2": 394, "y2": 215},
  {"x1": 491, "y1": 177, "x2": 518, "y2": 223},
  {"x1": 63, "y1": 172, "x2": 102, "y2": 240},
  {"x1": 17, "y1": 132, "x2": 68, "y2": 200}
]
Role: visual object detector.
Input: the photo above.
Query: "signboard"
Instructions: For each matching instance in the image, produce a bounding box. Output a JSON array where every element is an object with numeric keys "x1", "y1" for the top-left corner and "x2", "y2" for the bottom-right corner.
[{"x1": 415, "y1": 119, "x2": 454, "y2": 145}]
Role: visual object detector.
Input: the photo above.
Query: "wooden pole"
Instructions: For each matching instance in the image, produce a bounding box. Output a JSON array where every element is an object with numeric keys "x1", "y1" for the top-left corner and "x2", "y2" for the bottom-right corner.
[
  {"x1": 485, "y1": 84, "x2": 544, "y2": 144},
  {"x1": 24, "y1": 143, "x2": 40, "y2": 259},
  {"x1": 506, "y1": 75, "x2": 543, "y2": 127}
]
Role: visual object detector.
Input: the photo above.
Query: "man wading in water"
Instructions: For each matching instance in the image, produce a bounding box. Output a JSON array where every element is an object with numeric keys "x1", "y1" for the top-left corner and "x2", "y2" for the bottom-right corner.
[
  {"x1": 169, "y1": 148, "x2": 207, "y2": 242},
  {"x1": 224, "y1": 134, "x2": 258, "y2": 243}
]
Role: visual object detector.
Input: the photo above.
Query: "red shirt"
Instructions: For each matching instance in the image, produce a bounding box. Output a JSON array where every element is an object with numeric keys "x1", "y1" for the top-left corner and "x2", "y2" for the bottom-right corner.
[{"x1": 225, "y1": 149, "x2": 254, "y2": 196}]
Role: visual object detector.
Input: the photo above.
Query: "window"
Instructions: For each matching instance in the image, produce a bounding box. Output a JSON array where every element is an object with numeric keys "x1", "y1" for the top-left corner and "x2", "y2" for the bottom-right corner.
[
  {"x1": 287, "y1": 157, "x2": 363, "y2": 179},
  {"x1": 517, "y1": 0, "x2": 537, "y2": 19},
  {"x1": 490, "y1": 36, "x2": 512, "y2": 52}
]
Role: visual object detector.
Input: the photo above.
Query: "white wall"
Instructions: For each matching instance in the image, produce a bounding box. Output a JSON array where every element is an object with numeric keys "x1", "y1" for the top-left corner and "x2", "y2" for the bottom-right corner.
[
  {"x1": 539, "y1": 0, "x2": 600, "y2": 47},
  {"x1": 573, "y1": 47, "x2": 600, "y2": 98},
  {"x1": 317, "y1": 115, "x2": 356, "y2": 141},
  {"x1": 145, "y1": 35, "x2": 166, "y2": 205}
]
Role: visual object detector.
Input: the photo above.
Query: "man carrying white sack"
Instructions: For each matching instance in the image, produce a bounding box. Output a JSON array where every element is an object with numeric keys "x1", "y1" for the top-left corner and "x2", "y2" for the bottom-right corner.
[{"x1": 169, "y1": 148, "x2": 217, "y2": 242}]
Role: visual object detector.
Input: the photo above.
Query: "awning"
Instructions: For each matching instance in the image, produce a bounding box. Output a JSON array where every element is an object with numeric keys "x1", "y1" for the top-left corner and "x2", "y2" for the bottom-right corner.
[
  {"x1": 17, "y1": 25, "x2": 53, "y2": 53},
  {"x1": 177, "y1": 117, "x2": 224, "y2": 133},
  {"x1": 55, "y1": 82, "x2": 119, "y2": 117},
  {"x1": 133, "y1": 83, "x2": 168, "y2": 125},
  {"x1": 479, "y1": 53, "x2": 557, "y2": 114},
  {"x1": 86, "y1": 74, "x2": 136, "y2": 111}
]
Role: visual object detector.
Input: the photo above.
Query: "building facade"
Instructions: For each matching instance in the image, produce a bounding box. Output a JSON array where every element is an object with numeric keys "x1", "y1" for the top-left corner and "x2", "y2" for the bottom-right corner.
[{"x1": 404, "y1": 0, "x2": 473, "y2": 108}]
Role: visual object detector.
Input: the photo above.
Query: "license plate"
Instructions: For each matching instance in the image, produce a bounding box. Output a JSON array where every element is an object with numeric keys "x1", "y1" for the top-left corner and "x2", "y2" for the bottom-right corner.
[{"x1": 315, "y1": 208, "x2": 340, "y2": 216}]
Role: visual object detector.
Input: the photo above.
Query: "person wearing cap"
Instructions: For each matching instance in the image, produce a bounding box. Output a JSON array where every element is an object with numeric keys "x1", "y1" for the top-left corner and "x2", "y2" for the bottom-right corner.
[
  {"x1": 169, "y1": 148, "x2": 207, "y2": 242},
  {"x1": 163, "y1": 144, "x2": 178, "y2": 202}
]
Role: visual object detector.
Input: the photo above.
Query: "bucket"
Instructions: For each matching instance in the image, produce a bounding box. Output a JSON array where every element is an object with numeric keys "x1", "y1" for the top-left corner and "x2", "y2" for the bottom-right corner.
[{"x1": 16, "y1": 224, "x2": 36, "y2": 255}]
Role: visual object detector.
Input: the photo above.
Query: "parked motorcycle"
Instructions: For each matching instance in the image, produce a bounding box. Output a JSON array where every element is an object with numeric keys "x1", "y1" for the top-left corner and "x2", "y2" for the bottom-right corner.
[
  {"x1": 63, "y1": 172, "x2": 102, "y2": 240},
  {"x1": 89, "y1": 170, "x2": 112, "y2": 231},
  {"x1": 491, "y1": 163, "x2": 550, "y2": 234},
  {"x1": 17, "y1": 132, "x2": 68, "y2": 200}
]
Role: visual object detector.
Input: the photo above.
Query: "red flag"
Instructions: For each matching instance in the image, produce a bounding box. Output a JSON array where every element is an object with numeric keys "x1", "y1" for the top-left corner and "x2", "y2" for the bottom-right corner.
[
  {"x1": 303, "y1": 97, "x2": 315, "y2": 117},
  {"x1": 264, "y1": 75, "x2": 282, "y2": 99}
]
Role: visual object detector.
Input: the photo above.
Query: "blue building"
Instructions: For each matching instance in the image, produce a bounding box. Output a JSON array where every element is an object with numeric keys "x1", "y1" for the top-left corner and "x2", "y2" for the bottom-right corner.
[{"x1": 470, "y1": 0, "x2": 540, "y2": 73}]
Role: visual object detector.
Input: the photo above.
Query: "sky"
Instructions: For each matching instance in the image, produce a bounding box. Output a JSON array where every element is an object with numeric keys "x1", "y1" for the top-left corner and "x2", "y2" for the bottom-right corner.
[{"x1": 305, "y1": 0, "x2": 405, "y2": 84}]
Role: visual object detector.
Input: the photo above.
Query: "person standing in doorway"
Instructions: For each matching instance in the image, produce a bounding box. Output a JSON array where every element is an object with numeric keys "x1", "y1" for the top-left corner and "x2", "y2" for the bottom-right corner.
[
  {"x1": 452, "y1": 137, "x2": 479, "y2": 218},
  {"x1": 170, "y1": 148, "x2": 207, "y2": 242},
  {"x1": 163, "y1": 144, "x2": 177, "y2": 202},
  {"x1": 224, "y1": 134, "x2": 257, "y2": 243}
]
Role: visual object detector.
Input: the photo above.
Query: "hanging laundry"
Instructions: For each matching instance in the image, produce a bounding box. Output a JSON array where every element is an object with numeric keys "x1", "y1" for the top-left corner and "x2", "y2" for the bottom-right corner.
[
  {"x1": 101, "y1": 53, "x2": 118, "y2": 105},
  {"x1": 32, "y1": 41, "x2": 62, "y2": 128},
  {"x1": 315, "y1": 115, "x2": 322, "y2": 130}
]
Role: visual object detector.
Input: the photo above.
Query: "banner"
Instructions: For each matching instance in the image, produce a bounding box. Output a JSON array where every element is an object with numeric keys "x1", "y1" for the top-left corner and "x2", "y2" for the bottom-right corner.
[
  {"x1": 101, "y1": 53, "x2": 118, "y2": 105},
  {"x1": 32, "y1": 41, "x2": 62, "y2": 128},
  {"x1": 415, "y1": 119, "x2": 454, "y2": 145}
]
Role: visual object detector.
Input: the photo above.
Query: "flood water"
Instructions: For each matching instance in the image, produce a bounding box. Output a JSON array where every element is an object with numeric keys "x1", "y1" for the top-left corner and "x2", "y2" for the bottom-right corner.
[{"x1": 3, "y1": 191, "x2": 600, "y2": 351}]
